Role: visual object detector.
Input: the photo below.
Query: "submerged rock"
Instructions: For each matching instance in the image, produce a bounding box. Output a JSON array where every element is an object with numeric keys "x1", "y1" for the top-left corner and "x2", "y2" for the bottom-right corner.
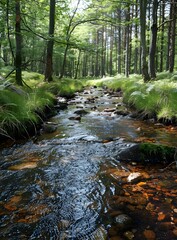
[
  {"x1": 42, "y1": 122, "x2": 58, "y2": 133},
  {"x1": 74, "y1": 109, "x2": 89, "y2": 116},
  {"x1": 114, "y1": 214, "x2": 133, "y2": 231}
]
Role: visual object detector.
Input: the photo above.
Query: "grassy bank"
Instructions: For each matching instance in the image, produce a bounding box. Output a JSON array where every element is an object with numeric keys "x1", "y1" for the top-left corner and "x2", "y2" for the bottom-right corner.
[
  {"x1": 0, "y1": 68, "x2": 84, "y2": 140},
  {"x1": 1, "y1": 68, "x2": 177, "y2": 140},
  {"x1": 86, "y1": 72, "x2": 177, "y2": 123}
]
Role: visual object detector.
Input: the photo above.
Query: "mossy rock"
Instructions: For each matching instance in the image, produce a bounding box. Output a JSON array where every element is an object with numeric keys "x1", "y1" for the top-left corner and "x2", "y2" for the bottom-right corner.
[{"x1": 118, "y1": 143, "x2": 175, "y2": 164}]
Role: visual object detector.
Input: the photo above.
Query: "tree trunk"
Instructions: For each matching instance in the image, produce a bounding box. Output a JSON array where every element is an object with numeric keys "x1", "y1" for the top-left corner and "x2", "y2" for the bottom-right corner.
[
  {"x1": 109, "y1": 26, "x2": 113, "y2": 76},
  {"x1": 44, "y1": 0, "x2": 55, "y2": 82},
  {"x1": 101, "y1": 26, "x2": 106, "y2": 77},
  {"x1": 117, "y1": 8, "x2": 122, "y2": 74},
  {"x1": 139, "y1": 0, "x2": 150, "y2": 82},
  {"x1": 15, "y1": 0, "x2": 23, "y2": 86},
  {"x1": 134, "y1": 0, "x2": 139, "y2": 74},
  {"x1": 125, "y1": 6, "x2": 130, "y2": 78},
  {"x1": 74, "y1": 50, "x2": 81, "y2": 79},
  {"x1": 148, "y1": 0, "x2": 158, "y2": 79},
  {"x1": 160, "y1": 0, "x2": 165, "y2": 72},
  {"x1": 169, "y1": 0, "x2": 177, "y2": 73}
]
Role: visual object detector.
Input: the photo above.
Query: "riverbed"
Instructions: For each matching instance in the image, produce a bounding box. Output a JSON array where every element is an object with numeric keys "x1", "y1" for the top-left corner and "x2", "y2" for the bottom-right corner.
[{"x1": 0, "y1": 87, "x2": 177, "y2": 239}]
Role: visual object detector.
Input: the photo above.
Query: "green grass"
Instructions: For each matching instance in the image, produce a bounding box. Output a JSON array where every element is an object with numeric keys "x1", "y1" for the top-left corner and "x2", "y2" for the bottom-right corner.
[
  {"x1": 1, "y1": 67, "x2": 177, "y2": 139},
  {"x1": 86, "y1": 72, "x2": 177, "y2": 122},
  {"x1": 0, "y1": 68, "x2": 84, "y2": 139}
]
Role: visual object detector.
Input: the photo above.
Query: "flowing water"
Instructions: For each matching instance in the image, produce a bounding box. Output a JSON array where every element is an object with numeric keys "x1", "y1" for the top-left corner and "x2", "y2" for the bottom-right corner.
[{"x1": 0, "y1": 87, "x2": 177, "y2": 239}]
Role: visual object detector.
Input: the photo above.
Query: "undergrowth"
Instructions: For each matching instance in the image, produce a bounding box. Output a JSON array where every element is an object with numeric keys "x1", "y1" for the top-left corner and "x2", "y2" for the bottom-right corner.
[
  {"x1": 86, "y1": 72, "x2": 177, "y2": 123},
  {"x1": 0, "y1": 69, "x2": 84, "y2": 139}
]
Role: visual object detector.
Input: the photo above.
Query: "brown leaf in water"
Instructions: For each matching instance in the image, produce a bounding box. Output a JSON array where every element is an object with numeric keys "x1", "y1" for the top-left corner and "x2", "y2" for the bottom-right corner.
[
  {"x1": 137, "y1": 182, "x2": 146, "y2": 187},
  {"x1": 132, "y1": 185, "x2": 143, "y2": 192},
  {"x1": 158, "y1": 212, "x2": 166, "y2": 221}
]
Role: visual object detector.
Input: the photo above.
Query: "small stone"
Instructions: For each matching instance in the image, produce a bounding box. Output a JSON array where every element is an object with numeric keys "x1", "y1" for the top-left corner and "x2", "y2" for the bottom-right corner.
[
  {"x1": 123, "y1": 231, "x2": 134, "y2": 240},
  {"x1": 143, "y1": 229, "x2": 156, "y2": 240},
  {"x1": 146, "y1": 202, "x2": 155, "y2": 211},
  {"x1": 114, "y1": 214, "x2": 133, "y2": 231},
  {"x1": 173, "y1": 208, "x2": 177, "y2": 213},
  {"x1": 127, "y1": 172, "x2": 142, "y2": 183}
]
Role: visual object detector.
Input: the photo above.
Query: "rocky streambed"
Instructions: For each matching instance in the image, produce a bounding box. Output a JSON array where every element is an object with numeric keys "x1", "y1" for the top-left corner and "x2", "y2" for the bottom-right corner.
[{"x1": 0, "y1": 87, "x2": 177, "y2": 239}]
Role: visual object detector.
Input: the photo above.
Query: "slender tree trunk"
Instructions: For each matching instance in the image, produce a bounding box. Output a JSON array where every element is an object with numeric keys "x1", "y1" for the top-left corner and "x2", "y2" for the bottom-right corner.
[
  {"x1": 101, "y1": 26, "x2": 106, "y2": 77},
  {"x1": 148, "y1": 0, "x2": 158, "y2": 79},
  {"x1": 15, "y1": 0, "x2": 23, "y2": 86},
  {"x1": 44, "y1": 0, "x2": 55, "y2": 82},
  {"x1": 7, "y1": 0, "x2": 15, "y2": 64},
  {"x1": 109, "y1": 26, "x2": 113, "y2": 76},
  {"x1": 74, "y1": 49, "x2": 81, "y2": 79},
  {"x1": 95, "y1": 29, "x2": 99, "y2": 77},
  {"x1": 160, "y1": 0, "x2": 165, "y2": 72},
  {"x1": 117, "y1": 8, "x2": 122, "y2": 74},
  {"x1": 140, "y1": 0, "x2": 150, "y2": 82},
  {"x1": 169, "y1": 0, "x2": 177, "y2": 73},
  {"x1": 134, "y1": 0, "x2": 139, "y2": 74},
  {"x1": 125, "y1": 6, "x2": 130, "y2": 78}
]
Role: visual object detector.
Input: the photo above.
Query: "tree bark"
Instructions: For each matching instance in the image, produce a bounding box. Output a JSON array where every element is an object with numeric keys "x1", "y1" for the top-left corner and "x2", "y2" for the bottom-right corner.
[
  {"x1": 160, "y1": 0, "x2": 165, "y2": 72},
  {"x1": 139, "y1": 0, "x2": 150, "y2": 82},
  {"x1": 125, "y1": 6, "x2": 130, "y2": 78},
  {"x1": 148, "y1": 0, "x2": 158, "y2": 79},
  {"x1": 15, "y1": 0, "x2": 23, "y2": 86},
  {"x1": 169, "y1": 0, "x2": 177, "y2": 73},
  {"x1": 44, "y1": 0, "x2": 55, "y2": 82}
]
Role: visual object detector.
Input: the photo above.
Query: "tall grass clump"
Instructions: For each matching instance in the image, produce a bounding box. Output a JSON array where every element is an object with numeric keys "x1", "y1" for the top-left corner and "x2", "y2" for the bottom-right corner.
[{"x1": 0, "y1": 90, "x2": 38, "y2": 138}]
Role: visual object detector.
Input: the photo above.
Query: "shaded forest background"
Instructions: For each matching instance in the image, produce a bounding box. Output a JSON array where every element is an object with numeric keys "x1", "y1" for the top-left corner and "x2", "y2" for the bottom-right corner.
[{"x1": 0, "y1": 0, "x2": 176, "y2": 84}]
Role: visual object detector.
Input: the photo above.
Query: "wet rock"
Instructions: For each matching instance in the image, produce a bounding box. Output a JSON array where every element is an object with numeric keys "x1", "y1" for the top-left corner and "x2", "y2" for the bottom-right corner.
[
  {"x1": 58, "y1": 219, "x2": 70, "y2": 230},
  {"x1": 68, "y1": 115, "x2": 81, "y2": 121},
  {"x1": 114, "y1": 109, "x2": 130, "y2": 116},
  {"x1": 104, "y1": 108, "x2": 116, "y2": 112},
  {"x1": 108, "y1": 226, "x2": 118, "y2": 236},
  {"x1": 55, "y1": 102, "x2": 68, "y2": 110},
  {"x1": 157, "y1": 222, "x2": 175, "y2": 231},
  {"x1": 143, "y1": 229, "x2": 156, "y2": 240},
  {"x1": 42, "y1": 122, "x2": 58, "y2": 133},
  {"x1": 123, "y1": 231, "x2": 134, "y2": 240},
  {"x1": 74, "y1": 109, "x2": 89, "y2": 116},
  {"x1": 114, "y1": 214, "x2": 133, "y2": 231},
  {"x1": 146, "y1": 202, "x2": 155, "y2": 211},
  {"x1": 91, "y1": 226, "x2": 107, "y2": 240},
  {"x1": 127, "y1": 172, "x2": 142, "y2": 184}
]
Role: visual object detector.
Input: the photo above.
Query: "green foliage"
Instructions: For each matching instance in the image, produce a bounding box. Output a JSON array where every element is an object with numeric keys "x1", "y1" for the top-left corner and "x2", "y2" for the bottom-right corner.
[
  {"x1": 86, "y1": 74, "x2": 177, "y2": 122},
  {"x1": 0, "y1": 71, "x2": 85, "y2": 139}
]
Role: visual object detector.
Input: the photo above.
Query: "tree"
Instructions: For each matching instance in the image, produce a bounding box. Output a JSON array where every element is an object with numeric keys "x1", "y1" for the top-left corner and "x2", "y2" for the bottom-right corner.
[
  {"x1": 148, "y1": 0, "x2": 158, "y2": 79},
  {"x1": 139, "y1": 0, "x2": 150, "y2": 82},
  {"x1": 15, "y1": 0, "x2": 23, "y2": 85},
  {"x1": 168, "y1": 0, "x2": 177, "y2": 73},
  {"x1": 44, "y1": 0, "x2": 56, "y2": 82}
]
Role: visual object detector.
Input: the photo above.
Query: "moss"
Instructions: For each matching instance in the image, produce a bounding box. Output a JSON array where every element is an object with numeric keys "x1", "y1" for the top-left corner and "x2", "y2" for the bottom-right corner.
[{"x1": 139, "y1": 143, "x2": 175, "y2": 163}]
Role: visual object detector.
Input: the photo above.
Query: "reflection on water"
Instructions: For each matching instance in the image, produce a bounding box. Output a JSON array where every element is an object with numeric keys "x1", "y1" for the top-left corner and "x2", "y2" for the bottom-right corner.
[{"x1": 1, "y1": 88, "x2": 177, "y2": 239}]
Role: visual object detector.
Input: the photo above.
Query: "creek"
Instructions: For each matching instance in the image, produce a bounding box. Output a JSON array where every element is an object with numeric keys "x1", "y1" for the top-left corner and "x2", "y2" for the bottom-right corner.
[{"x1": 0, "y1": 87, "x2": 177, "y2": 239}]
